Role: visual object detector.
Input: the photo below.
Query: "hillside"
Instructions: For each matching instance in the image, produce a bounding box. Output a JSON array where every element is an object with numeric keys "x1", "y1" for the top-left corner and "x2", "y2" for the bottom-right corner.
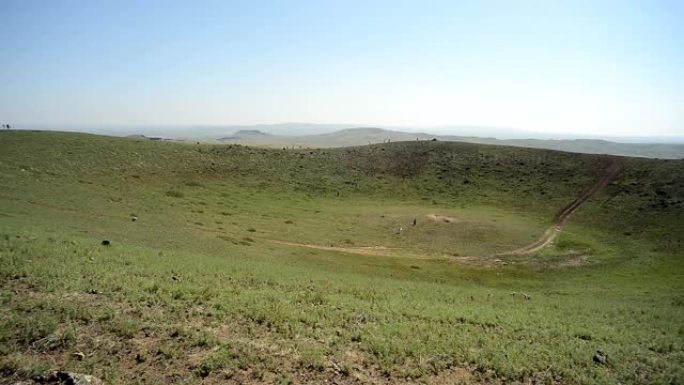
[
  {"x1": 212, "y1": 127, "x2": 684, "y2": 159},
  {"x1": 0, "y1": 131, "x2": 682, "y2": 384}
]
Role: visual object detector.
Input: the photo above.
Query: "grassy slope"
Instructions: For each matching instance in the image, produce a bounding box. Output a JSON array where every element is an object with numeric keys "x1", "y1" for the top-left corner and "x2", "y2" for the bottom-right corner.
[{"x1": 0, "y1": 131, "x2": 682, "y2": 384}]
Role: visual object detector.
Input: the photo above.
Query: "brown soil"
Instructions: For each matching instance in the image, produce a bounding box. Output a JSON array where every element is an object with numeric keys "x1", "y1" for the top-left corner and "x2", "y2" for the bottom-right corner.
[
  {"x1": 266, "y1": 239, "x2": 397, "y2": 257},
  {"x1": 425, "y1": 214, "x2": 458, "y2": 223}
]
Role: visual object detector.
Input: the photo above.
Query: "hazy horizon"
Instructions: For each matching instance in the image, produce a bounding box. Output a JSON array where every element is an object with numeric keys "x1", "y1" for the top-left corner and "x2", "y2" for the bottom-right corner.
[
  {"x1": 1, "y1": 1, "x2": 683, "y2": 138},
  {"x1": 10, "y1": 122, "x2": 684, "y2": 144}
]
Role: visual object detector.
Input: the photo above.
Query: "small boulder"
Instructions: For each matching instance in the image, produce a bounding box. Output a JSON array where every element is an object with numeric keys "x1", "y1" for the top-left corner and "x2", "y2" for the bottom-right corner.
[
  {"x1": 593, "y1": 350, "x2": 608, "y2": 365},
  {"x1": 101, "y1": 240, "x2": 110, "y2": 246},
  {"x1": 41, "y1": 371, "x2": 103, "y2": 385}
]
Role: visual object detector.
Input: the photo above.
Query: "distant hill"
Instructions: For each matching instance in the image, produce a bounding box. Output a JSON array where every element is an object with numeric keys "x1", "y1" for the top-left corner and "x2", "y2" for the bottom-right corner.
[
  {"x1": 21, "y1": 124, "x2": 684, "y2": 158},
  {"x1": 210, "y1": 127, "x2": 684, "y2": 159},
  {"x1": 218, "y1": 129, "x2": 271, "y2": 141}
]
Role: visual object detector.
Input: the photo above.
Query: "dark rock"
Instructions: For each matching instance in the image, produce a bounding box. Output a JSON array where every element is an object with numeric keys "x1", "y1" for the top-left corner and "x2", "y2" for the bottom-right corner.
[
  {"x1": 40, "y1": 371, "x2": 103, "y2": 385},
  {"x1": 100, "y1": 240, "x2": 110, "y2": 246},
  {"x1": 593, "y1": 350, "x2": 608, "y2": 365}
]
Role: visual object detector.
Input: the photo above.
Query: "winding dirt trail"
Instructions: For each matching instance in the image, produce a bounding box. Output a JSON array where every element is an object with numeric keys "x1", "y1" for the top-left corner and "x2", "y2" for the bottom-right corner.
[
  {"x1": 267, "y1": 159, "x2": 624, "y2": 260},
  {"x1": 495, "y1": 159, "x2": 624, "y2": 256},
  {"x1": 0, "y1": 159, "x2": 624, "y2": 264}
]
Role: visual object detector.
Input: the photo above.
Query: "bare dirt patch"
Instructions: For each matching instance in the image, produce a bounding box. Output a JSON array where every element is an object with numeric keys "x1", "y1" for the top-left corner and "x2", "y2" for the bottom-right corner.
[
  {"x1": 266, "y1": 239, "x2": 397, "y2": 257},
  {"x1": 536, "y1": 253, "x2": 592, "y2": 269},
  {"x1": 552, "y1": 255, "x2": 591, "y2": 268},
  {"x1": 425, "y1": 214, "x2": 458, "y2": 223},
  {"x1": 429, "y1": 366, "x2": 475, "y2": 385}
]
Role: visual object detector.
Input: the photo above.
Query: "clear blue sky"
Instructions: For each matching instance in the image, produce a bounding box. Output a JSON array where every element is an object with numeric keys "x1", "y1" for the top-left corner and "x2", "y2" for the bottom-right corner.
[{"x1": 1, "y1": 0, "x2": 682, "y2": 136}]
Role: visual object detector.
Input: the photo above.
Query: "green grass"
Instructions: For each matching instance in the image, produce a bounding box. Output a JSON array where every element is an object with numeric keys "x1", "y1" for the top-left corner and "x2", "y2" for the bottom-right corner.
[{"x1": 0, "y1": 131, "x2": 682, "y2": 384}]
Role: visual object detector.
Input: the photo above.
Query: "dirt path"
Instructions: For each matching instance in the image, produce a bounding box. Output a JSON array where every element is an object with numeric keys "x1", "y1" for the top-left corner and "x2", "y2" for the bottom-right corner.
[
  {"x1": 266, "y1": 239, "x2": 397, "y2": 257},
  {"x1": 425, "y1": 214, "x2": 457, "y2": 223},
  {"x1": 495, "y1": 159, "x2": 624, "y2": 256},
  {"x1": 266, "y1": 159, "x2": 624, "y2": 261},
  {"x1": 1, "y1": 159, "x2": 623, "y2": 263}
]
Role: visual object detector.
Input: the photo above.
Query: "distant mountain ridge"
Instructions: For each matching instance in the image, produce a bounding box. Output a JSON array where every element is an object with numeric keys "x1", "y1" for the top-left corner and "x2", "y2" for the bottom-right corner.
[
  {"x1": 208, "y1": 127, "x2": 684, "y2": 159},
  {"x1": 218, "y1": 129, "x2": 272, "y2": 141},
  {"x1": 23, "y1": 123, "x2": 683, "y2": 158}
]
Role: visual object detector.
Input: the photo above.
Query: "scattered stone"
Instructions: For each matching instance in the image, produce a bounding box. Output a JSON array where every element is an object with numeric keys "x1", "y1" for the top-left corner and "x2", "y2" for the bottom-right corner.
[
  {"x1": 220, "y1": 368, "x2": 235, "y2": 379},
  {"x1": 171, "y1": 275, "x2": 180, "y2": 281},
  {"x1": 72, "y1": 351, "x2": 85, "y2": 360},
  {"x1": 100, "y1": 240, "x2": 110, "y2": 246},
  {"x1": 88, "y1": 289, "x2": 102, "y2": 295},
  {"x1": 494, "y1": 258, "x2": 503, "y2": 263},
  {"x1": 593, "y1": 350, "x2": 608, "y2": 365},
  {"x1": 330, "y1": 359, "x2": 342, "y2": 373},
  {"x1": 131, "y1": 216, "x2": 138, "y2": 222},
  {"x1": 510, "y1": 291, "x2": 530, "y2": 300},
  {"x1": 40, "y1": 371, "x2": 103, "y2": 385},
  {"x1": 356, "y1": 314, "x2": 368, "y2": 324}
]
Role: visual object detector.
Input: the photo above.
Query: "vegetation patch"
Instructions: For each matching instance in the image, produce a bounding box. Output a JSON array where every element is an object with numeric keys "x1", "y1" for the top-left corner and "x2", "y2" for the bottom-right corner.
[{"x1": 0, "y1": 131, "x2": 682, "y2": 384}]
